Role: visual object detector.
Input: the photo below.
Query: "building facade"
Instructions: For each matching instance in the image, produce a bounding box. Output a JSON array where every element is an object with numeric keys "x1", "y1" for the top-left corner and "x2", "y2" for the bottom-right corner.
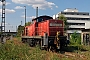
[{"x1": 53, "y1": 8, "x2": 90, "y2": 45}]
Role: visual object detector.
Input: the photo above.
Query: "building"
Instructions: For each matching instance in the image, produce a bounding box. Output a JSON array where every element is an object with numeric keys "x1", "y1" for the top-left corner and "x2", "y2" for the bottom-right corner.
[{"x1": 53, "y1": 8, "x2": 90, "y2": 45}]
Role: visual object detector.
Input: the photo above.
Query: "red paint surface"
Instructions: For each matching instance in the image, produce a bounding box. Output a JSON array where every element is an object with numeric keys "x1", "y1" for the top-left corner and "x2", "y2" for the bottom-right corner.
[{"x1": 24, "y1": 16, "x2": 64, "y2": 36}]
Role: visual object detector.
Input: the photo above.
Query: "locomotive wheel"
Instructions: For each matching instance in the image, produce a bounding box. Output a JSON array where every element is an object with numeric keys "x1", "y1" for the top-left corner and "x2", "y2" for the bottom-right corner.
[
  {"x1": 29, "y1": 39, "x2": 34, "y2": 47},
  {"x1": 22, "y1": 38, "x2": 27, "y2": 43}
]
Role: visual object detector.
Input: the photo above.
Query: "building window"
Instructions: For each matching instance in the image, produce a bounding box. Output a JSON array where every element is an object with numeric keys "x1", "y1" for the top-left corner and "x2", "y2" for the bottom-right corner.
[
  {"x1": 68, "y1": 23, "x2": 85, "y2": 26},
  {"x1": 67, "y1": 17, "x2": 90, "y2": 20},
  {"x1": 61, "y1": 12, "x2": 89, "y2": 15}
]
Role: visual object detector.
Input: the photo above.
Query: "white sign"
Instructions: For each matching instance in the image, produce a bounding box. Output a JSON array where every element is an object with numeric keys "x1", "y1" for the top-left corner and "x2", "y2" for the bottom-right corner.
[{"x1": 50, "y1": 23, "x2": 62, "y2": 26}]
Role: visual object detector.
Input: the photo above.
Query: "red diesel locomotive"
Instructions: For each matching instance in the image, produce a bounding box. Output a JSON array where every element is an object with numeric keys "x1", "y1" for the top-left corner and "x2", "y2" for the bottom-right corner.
[{"x1": 22, "y1": 15, "x2": 67, "y2": 51}]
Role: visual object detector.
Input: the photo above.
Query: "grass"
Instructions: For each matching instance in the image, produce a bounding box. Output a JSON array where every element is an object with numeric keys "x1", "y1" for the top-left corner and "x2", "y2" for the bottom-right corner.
[
  {"x1": 0, "y1": 40, "x2": 30, "y2": 60},
  {"x1": 0, "y1": 37, "x2": 90, "y2": 60}
]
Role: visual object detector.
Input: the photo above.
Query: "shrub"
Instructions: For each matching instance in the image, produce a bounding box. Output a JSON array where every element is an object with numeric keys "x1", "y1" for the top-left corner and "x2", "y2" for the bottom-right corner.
[
  {"x1": 69, "y1": 32, "x2": 82, "y2": 50},
  {"x1": 70, "y1": 32, "x2": 81, "y2": 45},
  {"x1": 0, "y1": 40, "x2": 30, "y2": 60}
]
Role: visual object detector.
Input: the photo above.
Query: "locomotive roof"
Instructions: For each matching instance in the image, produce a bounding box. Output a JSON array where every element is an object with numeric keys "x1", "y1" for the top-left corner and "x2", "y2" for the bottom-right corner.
[{"x1": 32, "y1": 15, "x2": 53, "y2": 21}]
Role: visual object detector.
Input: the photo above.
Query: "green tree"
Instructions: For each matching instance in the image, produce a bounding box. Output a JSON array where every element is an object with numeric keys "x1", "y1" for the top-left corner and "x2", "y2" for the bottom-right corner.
[
  {"x1": 26, "y1": 22, "x2": 31, "y2": 26},
  {"x1": 17, "y1": 25, "x2": 24, "y2": 37},
  {"x1": 70, "y1": 32, "x2": 82, "y2": 50},
  {"x1": 70, "y1": 31, "x2": 81, "y2": 45},
  {"x1": 58, "y1": 14, "x2": 68, "y2": 31}
]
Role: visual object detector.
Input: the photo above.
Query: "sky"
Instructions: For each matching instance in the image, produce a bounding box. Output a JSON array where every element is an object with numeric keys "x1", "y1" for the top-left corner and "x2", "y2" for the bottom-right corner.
[{"x1": 0, "y1": 0, "x2": 90, "y2": 32}]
